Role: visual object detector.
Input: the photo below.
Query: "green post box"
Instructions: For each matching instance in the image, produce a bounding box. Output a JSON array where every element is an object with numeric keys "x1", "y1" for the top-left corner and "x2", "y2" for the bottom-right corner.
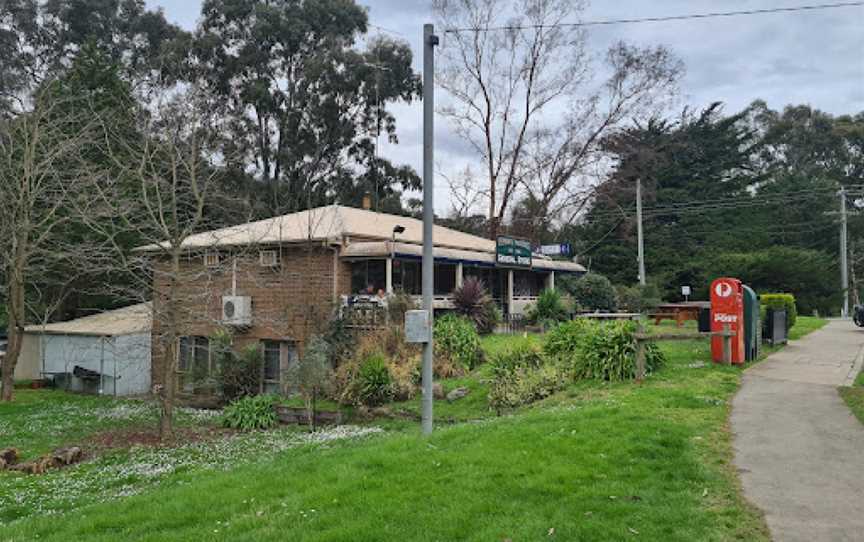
[{"x1": 742, "y1": 285, "x2": 760, "y2": 362}]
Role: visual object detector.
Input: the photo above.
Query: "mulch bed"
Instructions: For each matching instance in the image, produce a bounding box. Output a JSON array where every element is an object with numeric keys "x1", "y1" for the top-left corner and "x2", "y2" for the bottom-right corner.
[{"x1": 84, "y1": 426, "x2": 237, "y2": 455}]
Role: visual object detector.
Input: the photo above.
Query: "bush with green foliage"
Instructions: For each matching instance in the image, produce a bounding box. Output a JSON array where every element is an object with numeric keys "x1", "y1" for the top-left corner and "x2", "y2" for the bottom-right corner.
[
  {"x1": 701, "y1": 247, "x2": 838, "y2": 315},
  {"x1": 322, "y1": 316, "x2": 356, "y2": 367},
  {"x1": 760, "y1": 293, "x2": 797, "y2": 330},
  {"x1": 488, "y1": 343, "x2": 567, "y2": 411},
  {"x1": 434, "y1": 314, "x2": 483, "y2": 369},
  {"x1": 387, "y1": 289, "x2": 417, "y2": 325},
  {"x1": 291, "y1": 335, "x2": 333, "y2": 429},
  {"x1": 451, "y1": 277, "x2": 501, "y2": 334},
  {"x1": 212, "y1": 331, "x2": 263, "y2": 401},
  {"x1": 561, "y1": 273, "x2": 617, "y2": 312},
  {"x1": 221, "y1": 394, "x2": 278, "y2": 430},
  {"x1": 543, "y1": 318, "x2": 597, "y2": 361},
  {"x1": 357, "y1": 353, "x2": 393, "y2": 406},
  {"x1": 525, "y1": 288, "x2": 569, "y2": 327},
  {"x1": 574, "y1": 320, "x2": 665, "y2": 381},
  {"x1": 615, "y1": 283, "x2": 662, "y2": 313}
]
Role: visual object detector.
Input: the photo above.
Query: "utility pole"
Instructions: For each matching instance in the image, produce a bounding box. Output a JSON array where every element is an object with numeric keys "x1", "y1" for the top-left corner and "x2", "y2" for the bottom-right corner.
[
  {"x1": 636, "y1": 177, "x2": 646, "y2": 286},
  {"x1": 421, "y1": 23, "x2": 438, "y2": 435},
  {"x1": 840, "y1": 187, "x2": 849, "y2": 318}
]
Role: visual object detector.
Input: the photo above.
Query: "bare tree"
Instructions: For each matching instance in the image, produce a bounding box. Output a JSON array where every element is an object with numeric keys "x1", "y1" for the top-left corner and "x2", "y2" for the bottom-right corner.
[
  {"x1": 87, "y1": 85, "x2": 246, "y2": 439},
  {"x1": 434, "y1": 0, "x2": 683, "y2": 238},
  {"x1": 0, "y1": 90, "x2": 104, "y2": 401}
]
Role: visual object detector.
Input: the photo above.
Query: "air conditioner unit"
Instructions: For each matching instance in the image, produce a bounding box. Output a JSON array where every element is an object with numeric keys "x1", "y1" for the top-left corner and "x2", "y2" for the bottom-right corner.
[
  {"x1": 259, "y1": 250, "x2": 279, "y2": 267},
  {"x1": 222, "y1": 296, "x2": 252, "y2": 327}
]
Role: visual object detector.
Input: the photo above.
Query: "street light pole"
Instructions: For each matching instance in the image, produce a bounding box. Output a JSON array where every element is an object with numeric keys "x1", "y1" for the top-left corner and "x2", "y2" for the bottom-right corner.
[
  {"x1": 421, "y1": 23, "x2": 438, "y2": 435},
  {"x1": 637, "y1": 177, "x2": 646, "y2": 286},
  {"x1": 840, "y1": 187, "x2": 849, "y2": 318}
]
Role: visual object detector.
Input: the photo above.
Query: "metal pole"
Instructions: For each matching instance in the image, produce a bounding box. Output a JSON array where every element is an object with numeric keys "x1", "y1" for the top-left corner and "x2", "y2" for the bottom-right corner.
[
  {"x1": 840, "y1": 187, "x2": 849, "y2": 318},
  {"x1": 636, "y1": 177, "x2": 646, "y2": 286},
  {"x1": 421, "y1": 23, "x2": 438, "y2": 435}
]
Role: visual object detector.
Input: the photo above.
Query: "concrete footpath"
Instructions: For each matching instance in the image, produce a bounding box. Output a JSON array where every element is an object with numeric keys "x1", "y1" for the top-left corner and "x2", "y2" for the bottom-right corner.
[{"x1": 731, "y1": 320, "x2": 864, "y2": 542}]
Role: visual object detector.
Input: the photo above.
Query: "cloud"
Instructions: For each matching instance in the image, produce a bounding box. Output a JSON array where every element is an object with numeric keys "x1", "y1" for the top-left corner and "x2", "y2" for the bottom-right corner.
[{"x1": 148, "y1": 0, "x2": 864, "y2": 212}]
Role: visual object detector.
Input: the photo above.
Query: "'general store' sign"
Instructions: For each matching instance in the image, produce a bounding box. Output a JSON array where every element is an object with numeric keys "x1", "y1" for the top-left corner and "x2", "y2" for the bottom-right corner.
[{"x1": 496, "y1": 236, "x2": 532, "y2": 268}]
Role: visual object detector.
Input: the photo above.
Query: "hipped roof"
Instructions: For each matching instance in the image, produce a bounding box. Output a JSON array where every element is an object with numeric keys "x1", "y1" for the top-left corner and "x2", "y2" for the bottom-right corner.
[
  {"x1": 135, "y1": 204, "x2": 586, "y2": 273},
  {"x1": 24, "y1": 303, "x2": 152, "y2": 337},
  {"x1": 137, "y1": 205, "x2": 496, "y2": 253}
]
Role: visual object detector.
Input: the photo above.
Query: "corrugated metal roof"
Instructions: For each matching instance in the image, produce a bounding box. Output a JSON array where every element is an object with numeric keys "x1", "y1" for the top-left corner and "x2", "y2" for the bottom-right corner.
[
  {"x1": 24, "y1": 303, "x2": 152, "y2": 337},
  {"x1": 136, "y1": 205, "x2": 497, "y2": 253}
]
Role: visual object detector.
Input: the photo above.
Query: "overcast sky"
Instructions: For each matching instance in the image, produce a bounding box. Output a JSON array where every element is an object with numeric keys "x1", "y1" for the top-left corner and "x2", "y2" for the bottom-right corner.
[{"x1": 145, "y1": 0, "x2": 864, "y2": 212}]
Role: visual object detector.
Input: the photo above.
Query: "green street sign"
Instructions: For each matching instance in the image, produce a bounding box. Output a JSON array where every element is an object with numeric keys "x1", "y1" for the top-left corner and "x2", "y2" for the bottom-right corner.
[{"x1": 496, "y1": 236, "x2": 532, "y2": 268}]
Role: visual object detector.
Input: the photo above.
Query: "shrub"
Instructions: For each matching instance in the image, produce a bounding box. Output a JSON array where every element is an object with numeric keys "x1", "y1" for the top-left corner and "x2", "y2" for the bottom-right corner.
[
  {"x1": 561, "y1": 273, "x2": 617, "y2": 312},
  {"x1": 221, "y1": 394, "x2": 278, "y2": 430},
  {"x1": 574, "y1": 320, "x2": 665, "y2": 381},
  {"x1": 488, "y1": 343, "x2": 566, "y2": 411},
  {"x1": 434, "y1": 314, "x2": 483, "y2": 369},
  {"x1": 543, "y1": 318, "x2": 597, "y2": 361},
  {"x1": 701, "y1": 247, "x2": 838, "y2": 315},
  {"x1": 525, "y1": 288, "x2": 569, "y2": 326},
  {"x1": 760, "y1": 293, "x2": 797, "y2": 330},
  {"x1": 615, "y1": 283, "x2": 662, "y2": 313},
  {"x1": 291, "y1": 336, "x2": 333, "y2": 429},
  {"x1": 322, "y1": 316, "x2": 356, "y2": 367},
  {"x1": 332, "y1": 325, "x2": 421, "y2": 405},
  {"x1": 387, "y1": 289, "x2": 417, "y2": 325},
  {"x1": 451, "y1": 277, "x2": 501, "y2": 334},
  {"x1": 212, "y1": 331, "x2": 263, "y2": 401},
  {"x1": 357, "y1": 353, "x2": 393, "y2": 406}
]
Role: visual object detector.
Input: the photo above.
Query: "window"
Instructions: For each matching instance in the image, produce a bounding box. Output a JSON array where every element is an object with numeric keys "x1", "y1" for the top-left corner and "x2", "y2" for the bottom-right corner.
[
  {"x1": 464, "y1": 267, "x2": 504, "y2": 299},
  {"x1": 514, "y1": 270, "x2": 545, "y2": 297},
  {"x1": 204, "y1": 252, "x2": 220, "y2": 268},
  {"x1": 392, "y1": 259, "x2": 421, "y2": 295},
  {"x1": 350, "y1": 260, "x2": 387, "y2": 294},
  {"x1": 434, "y1": 263, "x2": 456, "y2": 296},
  {"x1": 259, "y1": 250, "x2": 279, "y2": 267},
  {"x1": 260, "y1": 340, "x2": 298, "y2": 394},
  {"x1": 177, "y1": 336, "x2": 211, "y2": 393}
]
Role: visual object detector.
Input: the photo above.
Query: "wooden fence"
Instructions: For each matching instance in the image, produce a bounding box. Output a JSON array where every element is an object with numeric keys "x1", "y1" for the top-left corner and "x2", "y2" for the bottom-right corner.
[{"x1": 633, "y1": 322, "x2": 734, "y2": 382}]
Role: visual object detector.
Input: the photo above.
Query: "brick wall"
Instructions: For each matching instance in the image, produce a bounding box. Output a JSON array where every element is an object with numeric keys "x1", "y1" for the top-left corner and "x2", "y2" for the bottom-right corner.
[{"x1": 150, "y1": 244, "x2": 352, "y2": 388}]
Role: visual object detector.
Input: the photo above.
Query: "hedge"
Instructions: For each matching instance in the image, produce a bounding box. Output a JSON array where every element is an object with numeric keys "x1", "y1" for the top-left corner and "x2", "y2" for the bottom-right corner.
[{"x1": 760, "y1": 293, "x2": 796, "y2": 330}]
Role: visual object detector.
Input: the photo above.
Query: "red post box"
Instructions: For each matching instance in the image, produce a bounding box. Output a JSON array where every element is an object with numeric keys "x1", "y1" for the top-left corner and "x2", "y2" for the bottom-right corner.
[{"x1": 710, "y1": 277, "x2": 745, "y2": 364}]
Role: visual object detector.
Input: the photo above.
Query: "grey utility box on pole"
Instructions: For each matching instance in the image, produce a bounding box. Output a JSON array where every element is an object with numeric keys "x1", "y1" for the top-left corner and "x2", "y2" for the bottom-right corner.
[{"x1": 405, "y1": 310, "x2": 431, "y2": 344}]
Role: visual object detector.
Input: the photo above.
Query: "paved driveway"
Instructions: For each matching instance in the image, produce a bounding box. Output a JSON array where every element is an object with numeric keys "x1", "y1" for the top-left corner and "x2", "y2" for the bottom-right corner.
[{"x1": 731, "y1": 320, "x2": 864, "y2": 542}]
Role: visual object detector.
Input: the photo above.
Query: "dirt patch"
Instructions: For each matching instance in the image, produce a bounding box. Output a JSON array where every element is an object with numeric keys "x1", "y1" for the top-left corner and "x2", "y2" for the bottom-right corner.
[{"x1": 84, "y1": 426, "x2": 237, "y2": 455}]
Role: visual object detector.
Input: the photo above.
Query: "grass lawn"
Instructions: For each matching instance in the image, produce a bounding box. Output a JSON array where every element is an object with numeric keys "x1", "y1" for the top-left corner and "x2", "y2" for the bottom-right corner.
[
  {"x1": 787, "y1": 316, "x2": 828, "y2": 341},
  {"x1": 0, "y1": 317, "x2": 826, "y2": 541},
  {"x1": 839, "y1": 367, "x2": 864, "y2": 425},
  {"x1": 0, "y1": 390, "x2": 217, "y2": 461}
]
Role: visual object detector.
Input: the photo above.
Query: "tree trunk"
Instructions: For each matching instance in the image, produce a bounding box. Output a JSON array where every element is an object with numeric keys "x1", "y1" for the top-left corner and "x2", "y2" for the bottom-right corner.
[
  {"x1": 158, "y1": 251, "x2": 181, "y2": 441},
  {"x1": 1, "y1": 279, "x2": 25, "y2": 401}
]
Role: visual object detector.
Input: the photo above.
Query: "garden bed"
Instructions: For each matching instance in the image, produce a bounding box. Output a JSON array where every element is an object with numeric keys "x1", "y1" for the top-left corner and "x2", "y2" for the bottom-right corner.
[{"x1": 274, "y1": 405, "x2": 343, "y2": 426}]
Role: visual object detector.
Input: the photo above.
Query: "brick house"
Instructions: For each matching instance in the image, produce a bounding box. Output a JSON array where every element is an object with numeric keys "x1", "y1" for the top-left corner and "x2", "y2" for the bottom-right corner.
[{"x1": 142, "y1": 205, "x2": 585, "y2": 396}]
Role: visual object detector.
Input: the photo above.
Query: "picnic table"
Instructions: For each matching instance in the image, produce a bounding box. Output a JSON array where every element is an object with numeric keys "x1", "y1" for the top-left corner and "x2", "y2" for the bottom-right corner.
[
  {"x1": 650, "y1": 302, "x2": 710, "y2": 327},
  {"x1": 573, "y1": 312, "x2": 642, "y2": 321}
]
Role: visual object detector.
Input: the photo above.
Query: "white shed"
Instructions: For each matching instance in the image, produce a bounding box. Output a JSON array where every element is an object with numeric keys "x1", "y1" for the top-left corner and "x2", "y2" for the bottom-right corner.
[{"x1": 20, "y1": 303, "x2": 152, "y2": 396}]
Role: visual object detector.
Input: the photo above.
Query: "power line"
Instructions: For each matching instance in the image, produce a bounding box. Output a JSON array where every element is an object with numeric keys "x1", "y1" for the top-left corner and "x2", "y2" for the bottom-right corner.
[
  {"x1": 442, "y1": 2, "x2": 864, "y2": 33},
  {"x1": 583, "y1": 187, "x2": 862, "y2": 221}
]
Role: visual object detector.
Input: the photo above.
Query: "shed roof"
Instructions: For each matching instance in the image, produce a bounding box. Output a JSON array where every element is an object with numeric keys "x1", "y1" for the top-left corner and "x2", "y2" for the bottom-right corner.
[{"x1": 24, "y1": 303, "x2": 152, "y2": 337}]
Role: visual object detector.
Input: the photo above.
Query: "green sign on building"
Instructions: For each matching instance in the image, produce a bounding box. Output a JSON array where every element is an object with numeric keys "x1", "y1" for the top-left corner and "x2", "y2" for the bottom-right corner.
[{"x1": 496, "y1": 236, "x2": 532, "y2": 268}]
